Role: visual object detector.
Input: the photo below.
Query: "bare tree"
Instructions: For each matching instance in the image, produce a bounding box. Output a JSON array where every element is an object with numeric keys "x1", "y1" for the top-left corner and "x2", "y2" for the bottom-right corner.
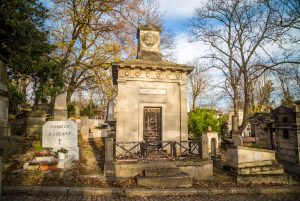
[
  {"x1": 250, "y1": 72, "x2": 274, "y2": 112},
  {"x1": 50, "y1": 0, "x2": 143, "y2": 103},
  {"x1": 188, "y1": 0, "x2": 299, "y2": 135},
  {"x1": 273, "y1": 65, "x2": 300, "y2": 105},
  {"x1": 187, "y1": 60, "x2": 209, "y2": 109}
]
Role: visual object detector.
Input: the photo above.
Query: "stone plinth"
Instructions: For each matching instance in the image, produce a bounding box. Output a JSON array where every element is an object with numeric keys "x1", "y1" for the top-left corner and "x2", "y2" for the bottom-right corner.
[{"x1": 114, "y1": 160, "x2": 213, "y2": 180}]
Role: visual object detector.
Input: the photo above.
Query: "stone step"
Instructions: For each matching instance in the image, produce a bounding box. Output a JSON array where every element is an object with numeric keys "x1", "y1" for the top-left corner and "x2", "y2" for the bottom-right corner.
[
  {"x1": 236, "y1": 174, "x2": 293, "y2": 185},
  {"x1": 137, "y1": 174, "x2": 192, "y2": 188},
  {"x1": 144, "y1": 168, "x2": 181, "y2": 177},
  {"x1": 238, "y1": 164, "x2": 284, "y2": 175}
]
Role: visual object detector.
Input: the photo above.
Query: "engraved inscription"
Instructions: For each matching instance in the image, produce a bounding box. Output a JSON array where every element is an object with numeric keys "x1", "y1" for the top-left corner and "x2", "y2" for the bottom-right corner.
[{"x1": 140, "y1": 88, "x2": 166, "y2": 95}]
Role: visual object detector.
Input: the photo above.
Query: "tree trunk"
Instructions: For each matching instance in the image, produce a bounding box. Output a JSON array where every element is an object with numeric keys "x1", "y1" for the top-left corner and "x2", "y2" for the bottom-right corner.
[
  {"x1": 66, "y1": 85, "x2": 76, "y2": 104},
  {"x1": 232, "y1": 86, "x2": 239, "y2": 135},
  {"x1": 192, "y1": 96, "x2": 197, "y2": 109},
  {"x1": 239, "y1": 72, "x2": 251, "y2": 135}
]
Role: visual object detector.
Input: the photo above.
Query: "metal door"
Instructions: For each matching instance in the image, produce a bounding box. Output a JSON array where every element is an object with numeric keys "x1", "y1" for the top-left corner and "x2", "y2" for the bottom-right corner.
[{"x1": 144, "y1": 107, "x2": 162, "y2": 150}]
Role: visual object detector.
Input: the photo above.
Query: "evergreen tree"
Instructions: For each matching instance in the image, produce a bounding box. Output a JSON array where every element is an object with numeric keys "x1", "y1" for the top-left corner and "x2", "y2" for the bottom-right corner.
[{"x1": 0, "y1": 0, "x2": 62, "y2": 107}]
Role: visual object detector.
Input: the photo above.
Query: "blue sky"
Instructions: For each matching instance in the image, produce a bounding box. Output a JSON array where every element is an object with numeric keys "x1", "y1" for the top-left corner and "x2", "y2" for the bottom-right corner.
[{"x1": 159, "y1": 0, "x2": 205, "y2": 63}]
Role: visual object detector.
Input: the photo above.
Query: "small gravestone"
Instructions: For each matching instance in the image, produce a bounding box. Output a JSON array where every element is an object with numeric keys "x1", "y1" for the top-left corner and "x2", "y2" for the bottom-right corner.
[
  {"x1": 43, "y1": 121, "x2": 79, "y2": 159},
  {"x1": 53, "y1": 92, "x2": 68, "y2": 120},
  {"x1": 80, "y1": 116, "x2": 89, "y2": 140}
]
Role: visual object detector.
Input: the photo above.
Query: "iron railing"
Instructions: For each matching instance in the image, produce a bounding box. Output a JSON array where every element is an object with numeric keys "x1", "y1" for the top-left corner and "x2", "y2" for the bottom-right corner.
[{"x1": 114, "y1": 139, "x2": 202, "y2": 161}]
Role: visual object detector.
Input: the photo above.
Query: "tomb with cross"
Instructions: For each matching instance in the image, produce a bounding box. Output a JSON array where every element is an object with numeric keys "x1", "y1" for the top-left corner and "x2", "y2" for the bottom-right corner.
[{"x1": 42, "y1": 121, "x2": 79, "y2": 159}]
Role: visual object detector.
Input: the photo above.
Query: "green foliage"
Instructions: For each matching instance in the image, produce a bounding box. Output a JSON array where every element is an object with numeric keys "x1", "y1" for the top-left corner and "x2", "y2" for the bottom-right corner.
[
  {"x1": 32, "y1": 141, "x2": 42, "y2": 152},
  {"x1": 0, "y1": 0, "x2": 50, "y2": 72},
  {"x1": 67, "y1": 102, "x2": 76, "y2": 117},
  {"x1": 188, "y1": 108, "x2": 226, "y2": 138},
  {"x1": 0, "y1": 0, "x2": 63, "y2": 103},
  {"x1": 81, "y1": 106, "x2": 94, "y2": 117},
  {"x1": 8, "y1": 82, "x2": 25, "y2": 105}
]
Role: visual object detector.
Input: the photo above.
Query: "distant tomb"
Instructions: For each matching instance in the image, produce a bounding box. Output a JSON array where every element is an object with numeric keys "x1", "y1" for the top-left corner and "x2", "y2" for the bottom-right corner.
[{"x1": 53, "y1": 92, "x2": 68, "y2": 120}]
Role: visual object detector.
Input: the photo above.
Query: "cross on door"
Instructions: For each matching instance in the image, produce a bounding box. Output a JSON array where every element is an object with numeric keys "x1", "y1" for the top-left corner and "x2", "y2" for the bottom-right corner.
[{"x1": 58, "y1": 138, "x2": 62, "y2": 145}]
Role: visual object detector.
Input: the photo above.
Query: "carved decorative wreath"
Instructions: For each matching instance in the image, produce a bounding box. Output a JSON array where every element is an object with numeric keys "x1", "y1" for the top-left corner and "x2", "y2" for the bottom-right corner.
[{"x1": 142, "y1": 32, "x2": 158, "y2": 47}]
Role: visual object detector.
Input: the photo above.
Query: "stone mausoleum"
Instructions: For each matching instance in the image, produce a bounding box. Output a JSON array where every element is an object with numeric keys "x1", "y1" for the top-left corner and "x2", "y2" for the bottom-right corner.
[{"x1": 112, "y1": 25, "x2": 193, "y2": 153}]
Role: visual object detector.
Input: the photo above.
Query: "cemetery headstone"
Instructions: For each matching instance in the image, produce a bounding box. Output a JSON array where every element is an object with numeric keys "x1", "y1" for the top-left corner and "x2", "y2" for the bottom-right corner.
[
  {"x1": 43, "y1": 121, "x2": 79, "y2": 159},
  {"x1": 53, "y1": 92, "x2": 68, "y2": 120}
]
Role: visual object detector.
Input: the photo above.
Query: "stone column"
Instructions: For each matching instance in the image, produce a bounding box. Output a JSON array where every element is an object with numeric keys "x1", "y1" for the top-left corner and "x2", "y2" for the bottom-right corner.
[
  {"x1": 116, "y1": 81, "x2": 126, "y2": 143},
  {"x1": 105, "y1": 138, "x2": 114, "y2": 162},
  {"x1": 179, "y1": 82, "x2": 188, "y2": 142},
  {"x1": 104, "y1": 138, "x2": 115, "y2": 177}
]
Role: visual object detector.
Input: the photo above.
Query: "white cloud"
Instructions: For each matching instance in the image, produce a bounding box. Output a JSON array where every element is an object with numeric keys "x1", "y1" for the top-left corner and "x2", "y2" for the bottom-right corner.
[
  {"x1": 174, "y1": 33, "x2": 207, "y2": 64},
  {"x1": 159, "y1": 0, "x2": 205, "y2": 19}
]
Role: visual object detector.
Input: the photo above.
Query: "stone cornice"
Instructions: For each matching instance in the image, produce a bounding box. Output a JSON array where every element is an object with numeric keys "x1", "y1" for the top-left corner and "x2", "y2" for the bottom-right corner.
[{"x1": 112, "y1": 59, "x2": 194, "y2": 85}]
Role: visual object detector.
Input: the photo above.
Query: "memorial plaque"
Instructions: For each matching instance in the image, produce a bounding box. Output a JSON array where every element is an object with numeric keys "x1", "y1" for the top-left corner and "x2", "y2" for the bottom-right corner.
[
  {"x1": 139, "y1": 88, "x2": 166, "y2": 95},
  {"x1": 43, "y1": 121, "x2": 77, "y2": 147}
]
